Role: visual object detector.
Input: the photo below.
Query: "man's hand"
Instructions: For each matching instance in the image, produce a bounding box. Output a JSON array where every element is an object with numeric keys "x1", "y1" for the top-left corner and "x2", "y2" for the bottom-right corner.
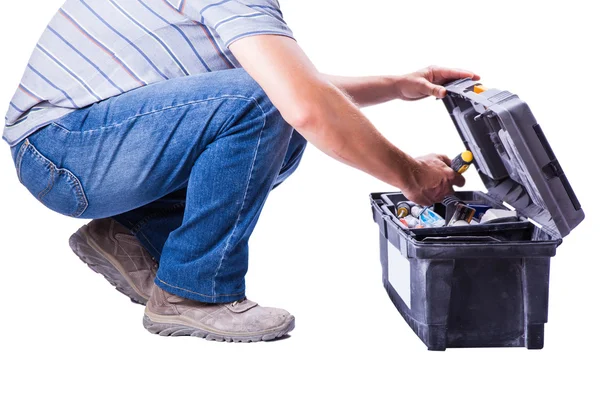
[
  {"x1": 396, "y1": 66, "x2": 480, "y2": 101},
  {"x1": 324, "y1": 66, "x2": 479, "y2": 108},
  {"x1": 402, "y1": 154, "x2": 466, "y2": 206}
]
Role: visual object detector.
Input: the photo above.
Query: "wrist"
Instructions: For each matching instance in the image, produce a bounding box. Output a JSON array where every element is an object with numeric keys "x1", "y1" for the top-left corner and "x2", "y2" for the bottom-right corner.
[
  {"x1": 374, "y1": 75, "x2": 405, "y2": 101},
  {"x1": 392, "y1": 75, "x2": 409, "y2": 99},
  {"x1": 391, "y1": 149, "x2": 419, "y2": 190}
]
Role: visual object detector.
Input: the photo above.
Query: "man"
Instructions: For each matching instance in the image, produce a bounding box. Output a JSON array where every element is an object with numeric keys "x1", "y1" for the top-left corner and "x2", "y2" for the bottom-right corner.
[{"x1": 4, "y1": 0, "x2": 476, "y2": 342}]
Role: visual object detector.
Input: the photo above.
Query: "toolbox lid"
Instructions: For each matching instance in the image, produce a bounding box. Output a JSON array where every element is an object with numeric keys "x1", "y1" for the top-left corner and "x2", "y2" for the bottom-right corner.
[{"x1": 442, "y1": 79, "x2": 584, "y2": 238}]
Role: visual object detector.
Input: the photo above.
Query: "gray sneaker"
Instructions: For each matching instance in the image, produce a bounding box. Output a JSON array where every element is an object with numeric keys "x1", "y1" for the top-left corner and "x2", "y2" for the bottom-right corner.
[
  {"x1": 143, "y1": 285, "x2": 295, "y2": 342},
  {"x1": 69, "y1": 218, "x2": 157, "y2": 305}
]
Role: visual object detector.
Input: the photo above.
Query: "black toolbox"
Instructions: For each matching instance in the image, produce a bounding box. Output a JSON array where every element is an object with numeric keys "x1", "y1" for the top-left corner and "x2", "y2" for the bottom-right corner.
[{"x1": 370, "y1": 79, "x2": 584, "y2": 350}]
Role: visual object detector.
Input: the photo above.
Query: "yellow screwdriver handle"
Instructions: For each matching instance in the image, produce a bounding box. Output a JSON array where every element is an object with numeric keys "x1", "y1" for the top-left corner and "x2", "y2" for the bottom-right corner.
[{"x1": 451, "y1": 151, "x2": 474, "y2": 174}]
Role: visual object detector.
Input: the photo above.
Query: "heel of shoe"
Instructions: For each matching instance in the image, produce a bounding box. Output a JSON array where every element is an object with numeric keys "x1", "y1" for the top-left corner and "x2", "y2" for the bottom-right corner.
[
  {"x1": 70, "y1": 225, "x2": 148, "y2": 305},
  {"x1": 69, "y1": 226, "x2": 103, "y2": 276}
]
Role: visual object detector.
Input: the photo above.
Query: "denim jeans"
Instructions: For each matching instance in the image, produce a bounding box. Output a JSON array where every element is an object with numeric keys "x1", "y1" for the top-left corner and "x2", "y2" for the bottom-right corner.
[{"x1": 9, "y1": 69, "x2": 307, "y2": 303}]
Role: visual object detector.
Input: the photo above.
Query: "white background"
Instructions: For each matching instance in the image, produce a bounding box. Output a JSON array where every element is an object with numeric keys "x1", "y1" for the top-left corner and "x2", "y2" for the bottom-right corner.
[{"x1": 1, "y1": 1, "x2": 598, "y2": 399}]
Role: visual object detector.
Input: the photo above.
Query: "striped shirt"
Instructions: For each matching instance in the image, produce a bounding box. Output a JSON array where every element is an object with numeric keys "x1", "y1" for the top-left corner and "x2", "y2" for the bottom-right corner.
[{"x1": 3, "y1": 0, "x2": 293, "y2": 147}]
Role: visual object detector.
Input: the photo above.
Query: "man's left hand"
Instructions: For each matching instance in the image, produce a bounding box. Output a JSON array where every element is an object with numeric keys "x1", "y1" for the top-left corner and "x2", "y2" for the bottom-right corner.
[{"x1": 396, "y1": 66, "x2": 480, "y2": 101}]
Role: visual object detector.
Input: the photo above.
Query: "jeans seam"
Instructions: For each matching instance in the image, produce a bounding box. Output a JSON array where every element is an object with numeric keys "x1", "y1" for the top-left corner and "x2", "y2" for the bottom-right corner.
[
  {"x1": 139, "y1": 231, "x2": 161, "y2": 256},
  {"x1": 15, "y1": 139, "x2": 29, "y2": 184},
  {"x1": 156, "y1": 276, "x2": 245, "y2": 299},
  {"x1": 278, "y1": 137, "x2": 306, "y2": 176},
  {"x1": 211, "y1": 96, "x2": 266, "y2": 298},
  {"x1": 60, "y1": 169, "x2": 89, "y2": 217},
  {"x1": 24, "y1": 139, "x2": 54, "y2": 168},
  {"x1": 22, "y1": 140, "x2": 57, "y2": 201},
  {"x1": 53, "y1": 95, "x2": 260, "y2": 134},
  {"x1": 37, "y1": 164, "x2": 56, "y2": 201}
]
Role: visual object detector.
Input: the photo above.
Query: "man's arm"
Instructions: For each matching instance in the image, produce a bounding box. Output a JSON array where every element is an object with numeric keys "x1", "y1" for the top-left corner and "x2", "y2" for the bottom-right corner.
[
  {"x1": 324, "y1": 67, "x2": 481, "y2": 108},
  {"x1": 322, "y1": 75, "x2": 400, "y2": 108},
  {"x1": 229, "y1": 35, "x2": 470, "y2": 205}
]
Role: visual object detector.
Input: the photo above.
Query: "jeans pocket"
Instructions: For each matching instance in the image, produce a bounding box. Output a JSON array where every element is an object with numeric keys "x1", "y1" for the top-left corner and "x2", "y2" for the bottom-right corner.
[{"x1": 15, "y1": 139, "x2": 89, "y2": 217}]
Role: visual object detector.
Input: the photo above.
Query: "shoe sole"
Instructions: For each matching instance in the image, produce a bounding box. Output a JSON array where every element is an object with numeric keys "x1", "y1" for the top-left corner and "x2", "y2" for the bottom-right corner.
[
  {"x1": 69, "y1": 225, "x2": 149, "y2": 305},
  {"x1": 143, "y1": 311, "x2": 296, "y2": 343}
]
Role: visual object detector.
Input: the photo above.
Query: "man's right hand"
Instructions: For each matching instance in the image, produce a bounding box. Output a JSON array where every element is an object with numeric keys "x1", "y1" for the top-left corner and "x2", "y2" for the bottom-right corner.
[{"x1": 402, "y1": 154, "x2": 466, "y2": 206}]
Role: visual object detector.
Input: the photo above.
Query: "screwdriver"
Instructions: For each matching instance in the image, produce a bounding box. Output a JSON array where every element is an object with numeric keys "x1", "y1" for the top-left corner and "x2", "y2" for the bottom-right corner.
[
  {"x1": 445, "y1": 150, "x2": 475, "y2": 226},
  {"x1": 451, "y1": 150, "x2": 474, "y2": 174}
]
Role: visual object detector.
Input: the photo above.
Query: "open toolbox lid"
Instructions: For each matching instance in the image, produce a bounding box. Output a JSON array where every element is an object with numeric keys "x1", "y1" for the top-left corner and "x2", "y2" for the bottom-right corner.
[{"x1": 442, "y1": 79, "x2": 584, "y2": 239}]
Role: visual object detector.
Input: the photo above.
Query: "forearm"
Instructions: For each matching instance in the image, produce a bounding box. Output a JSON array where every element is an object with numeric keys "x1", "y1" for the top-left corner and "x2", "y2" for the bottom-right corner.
[
  {"x1": 323, "y1": 74, "x2": 400, "y2": 108},
  {"x1": 293, "y1": 81, "x2": 416, "y2": 189}
]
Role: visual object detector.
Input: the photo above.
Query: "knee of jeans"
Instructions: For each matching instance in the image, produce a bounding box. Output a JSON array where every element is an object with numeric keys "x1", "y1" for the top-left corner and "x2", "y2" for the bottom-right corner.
[
  {"x1": 232, "y1": 70, "x2": 292, "y2": 140},
  {"x1": 230, "y1": 69, "x2": 266, "y2": 100}
]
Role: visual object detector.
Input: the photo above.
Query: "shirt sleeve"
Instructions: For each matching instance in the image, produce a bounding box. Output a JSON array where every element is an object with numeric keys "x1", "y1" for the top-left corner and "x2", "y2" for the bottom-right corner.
[{"x1": 181, "y1": 0, "x2": 294, "y2": 47}]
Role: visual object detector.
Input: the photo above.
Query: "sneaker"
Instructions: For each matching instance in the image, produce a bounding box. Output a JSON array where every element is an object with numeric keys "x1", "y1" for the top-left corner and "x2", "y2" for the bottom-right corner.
[
  {"x1": 143, "y1": 285, "x2": 295, "y2": 342},
  {"x1": 69, "y1": 218, "x2": 157, "y2": 305}
]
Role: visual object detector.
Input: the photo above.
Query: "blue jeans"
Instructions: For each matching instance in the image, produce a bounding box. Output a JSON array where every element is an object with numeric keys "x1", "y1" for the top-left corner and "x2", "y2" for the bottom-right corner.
[{"x1": 9, "y1": 69, "x2": 307, "y2": 303}]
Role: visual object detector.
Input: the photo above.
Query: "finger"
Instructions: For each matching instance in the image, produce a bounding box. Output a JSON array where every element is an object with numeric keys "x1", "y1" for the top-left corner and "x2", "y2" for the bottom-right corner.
[
  {"x1": 451, "y1": 173, "x2": 466, "y2": 188},
  {"x1": 424, "y1": 81, "x2": 447, "y2": 98},
  {"x1": 437, "y1": 67, "x2": 480, "y2": 81},
  {"x1": 443, "y1": 165, "x2": 465, "y2": 186},
  {"x1": 420, "y1": 197, "x2": 435, "y2": 207},
  {"x1": 406, "y1": 193, "x2": 433, "y2": 207},
  {"x1": 431, "y1": 185, "x2": 452, "y2": 203},
  {"x1": 431, "y1": 66, "x2": 481, "y2": 84},
  {"x1": 436, "y1": 154, "x2": 452, "y2": 167},
  {"x1": 434, "y1": 192, "x2": 450, "y2": 203}
]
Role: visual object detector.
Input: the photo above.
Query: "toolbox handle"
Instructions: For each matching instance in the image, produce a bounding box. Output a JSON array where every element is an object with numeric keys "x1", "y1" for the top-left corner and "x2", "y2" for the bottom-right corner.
[{"x1": 533, "y1": 124, "x2": 581, "y2": 211}]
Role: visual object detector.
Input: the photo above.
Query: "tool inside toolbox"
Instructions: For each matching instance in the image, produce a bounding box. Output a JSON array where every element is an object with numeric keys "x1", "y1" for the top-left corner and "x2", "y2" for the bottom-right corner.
[{"x1": 380, "y1": 192, "x2": 553, "y2": 243}]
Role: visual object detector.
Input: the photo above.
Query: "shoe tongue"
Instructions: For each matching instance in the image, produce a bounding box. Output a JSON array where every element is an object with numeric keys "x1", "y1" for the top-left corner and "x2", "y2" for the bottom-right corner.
[{"x1": 226, "y1": 299, "x2": 258, "y2": 313}]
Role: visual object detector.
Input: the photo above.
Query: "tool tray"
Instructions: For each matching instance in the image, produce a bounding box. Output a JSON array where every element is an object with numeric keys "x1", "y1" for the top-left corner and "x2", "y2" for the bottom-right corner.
[{"x1": 375, "y1": 191, "x2": 535, "y2": 243}]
